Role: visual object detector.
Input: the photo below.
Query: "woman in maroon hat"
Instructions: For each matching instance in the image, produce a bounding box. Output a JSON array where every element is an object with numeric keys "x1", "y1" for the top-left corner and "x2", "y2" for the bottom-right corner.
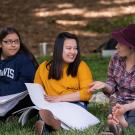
[{"x1": 88, "y1": 24, "x2": 135, "y2": 134}]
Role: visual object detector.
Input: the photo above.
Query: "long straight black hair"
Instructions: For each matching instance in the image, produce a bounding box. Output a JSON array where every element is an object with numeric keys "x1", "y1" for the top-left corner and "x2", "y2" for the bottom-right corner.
[
  {"x1": 47, "y1": 32, "x2": 81, "y2": 80},
  {"x1": 0, "y1": 27, "x2": 38, "y2": 69}
]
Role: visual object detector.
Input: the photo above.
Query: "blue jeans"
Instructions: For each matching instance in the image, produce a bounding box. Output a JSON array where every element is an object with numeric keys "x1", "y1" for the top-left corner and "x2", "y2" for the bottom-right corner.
[{"x1": 124, "y1": 109, "x2": 135, "y2": 126}]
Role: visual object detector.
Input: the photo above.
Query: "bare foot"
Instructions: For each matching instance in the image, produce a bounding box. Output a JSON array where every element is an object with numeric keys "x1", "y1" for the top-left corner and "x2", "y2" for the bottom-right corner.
[
  {"x1": 116, "y1": 115, "x2": 128, "y2": 128},
  {"x1": 39, "y1": 109, "x2": 61, "y2": 130},
  {"x1": 107, "y1": 114, "x2": 119, "y2": 125},
  {"x1": 107, "y1": 114, "x2": 123, "y2": 135},
  {"x1": 112, "y1": 104, "x2": 126, "y2": 116}
]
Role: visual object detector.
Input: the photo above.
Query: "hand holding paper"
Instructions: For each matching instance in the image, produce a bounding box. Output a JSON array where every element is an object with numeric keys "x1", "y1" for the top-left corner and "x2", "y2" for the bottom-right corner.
[{"x1": 25, "y1": 83, "x2": 100, "y2": 130}]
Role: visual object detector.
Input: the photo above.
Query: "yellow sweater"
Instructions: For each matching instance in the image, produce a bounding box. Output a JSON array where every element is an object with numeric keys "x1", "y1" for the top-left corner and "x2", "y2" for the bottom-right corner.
[{"x1": 34, "y1": 61, "x2": 93, "y2": 101}]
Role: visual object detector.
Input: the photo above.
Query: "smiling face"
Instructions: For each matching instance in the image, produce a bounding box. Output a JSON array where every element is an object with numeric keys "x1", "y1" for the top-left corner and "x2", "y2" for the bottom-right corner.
[
  {"x1": 62, "y1": 38, "x2": 78, "y2": 64},
  {"x1": 0, "y1": 33, "x2": 20, "y2": 60},
  {"x1": 116, "y1": 42, "x2": 134, "y2": 57}
]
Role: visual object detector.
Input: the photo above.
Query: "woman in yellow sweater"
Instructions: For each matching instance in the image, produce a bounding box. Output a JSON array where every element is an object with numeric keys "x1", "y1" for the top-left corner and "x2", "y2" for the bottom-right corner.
[{"x1": 34, "y1": 32, "x2": 93, "y2": 135}]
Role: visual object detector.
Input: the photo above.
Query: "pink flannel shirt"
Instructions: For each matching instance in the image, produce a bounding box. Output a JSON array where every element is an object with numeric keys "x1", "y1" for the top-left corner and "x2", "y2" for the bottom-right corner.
[{"x1": 106, "y1": 53, "x2": 135, "y2": 104}]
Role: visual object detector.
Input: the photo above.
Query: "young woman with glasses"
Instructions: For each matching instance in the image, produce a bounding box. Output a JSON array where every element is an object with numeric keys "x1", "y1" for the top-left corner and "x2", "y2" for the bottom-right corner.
[{"x1": 0, "y1": 27, "x2": 38, "y2": 120}]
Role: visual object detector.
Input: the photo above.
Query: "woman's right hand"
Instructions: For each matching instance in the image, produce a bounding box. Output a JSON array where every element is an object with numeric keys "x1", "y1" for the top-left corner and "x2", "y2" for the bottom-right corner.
[{"x1": 88, "y1": 81, "x2": 106, "y2": 93}]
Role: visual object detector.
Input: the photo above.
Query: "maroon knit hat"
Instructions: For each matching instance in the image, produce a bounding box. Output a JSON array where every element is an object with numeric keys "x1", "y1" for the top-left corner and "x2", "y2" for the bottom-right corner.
[{"x1": 112, "y1": 24, "x2": 135, "y2": 49}]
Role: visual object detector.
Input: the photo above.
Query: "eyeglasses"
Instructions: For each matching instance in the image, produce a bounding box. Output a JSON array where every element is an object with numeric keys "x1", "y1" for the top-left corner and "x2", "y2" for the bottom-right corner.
[{"x1": 2, "y1": 39, "x2": 20, "y2": 45}]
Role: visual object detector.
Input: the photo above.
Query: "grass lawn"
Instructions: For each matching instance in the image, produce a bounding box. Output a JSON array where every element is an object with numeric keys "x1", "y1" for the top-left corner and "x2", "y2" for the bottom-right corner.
[{"x1": 0, "y1": 55, "x2": 135, "y2": 135}]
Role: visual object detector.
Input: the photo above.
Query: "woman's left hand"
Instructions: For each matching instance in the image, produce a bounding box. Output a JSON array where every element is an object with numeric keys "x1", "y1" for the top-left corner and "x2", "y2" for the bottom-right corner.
[
  {"x1": 44, "y1": 95, "x2": 62, "y2": 102},
  {"x1": 44, "y1": 91, "x2": 80, "y2": 102}
]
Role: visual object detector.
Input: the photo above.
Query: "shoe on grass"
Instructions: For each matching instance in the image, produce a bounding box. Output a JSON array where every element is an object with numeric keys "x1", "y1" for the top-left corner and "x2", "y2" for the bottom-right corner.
[
  {"x1": 39, "y1": 109, "x2": 61, "y2": 130},
  {"x1": 35, "y1": 120, "x2": 44, "y2": 135},
  {"x1": 109, "y1": 124, "x2": 123, "y2": 135}
]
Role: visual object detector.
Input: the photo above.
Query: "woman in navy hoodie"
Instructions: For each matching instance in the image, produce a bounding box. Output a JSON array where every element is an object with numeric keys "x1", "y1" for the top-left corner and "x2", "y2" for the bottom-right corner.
[{"x1": 0, "y1": 27, "x2": 38, "y2": 120}]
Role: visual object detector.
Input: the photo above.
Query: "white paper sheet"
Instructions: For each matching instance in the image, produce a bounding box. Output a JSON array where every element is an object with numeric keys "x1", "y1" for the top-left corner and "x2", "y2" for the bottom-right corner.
[
  {"x1": 0, "y1": 91, "x2": 28, "y2": 104},
  {"x1": 0, "y1": 91, "x2": 28, "y2": 116},
  {"x1": 25, "y1": 83, "x2": 100, "y2": 130}
]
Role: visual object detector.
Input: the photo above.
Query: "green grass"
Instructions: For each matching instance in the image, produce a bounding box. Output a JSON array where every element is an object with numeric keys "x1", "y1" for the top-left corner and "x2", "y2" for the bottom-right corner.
[
  {"x1": 1, "y1": 55, "x2": 135, "y2": 135},
  {"x1": 82, "y1": 56, "x2": 110, "y2": 81}
]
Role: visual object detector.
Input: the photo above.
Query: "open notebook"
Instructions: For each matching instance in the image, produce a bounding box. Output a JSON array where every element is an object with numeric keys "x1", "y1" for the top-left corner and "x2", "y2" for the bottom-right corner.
[{"x1": 23, "y1": 83, "x2": 100, "y2": 130}]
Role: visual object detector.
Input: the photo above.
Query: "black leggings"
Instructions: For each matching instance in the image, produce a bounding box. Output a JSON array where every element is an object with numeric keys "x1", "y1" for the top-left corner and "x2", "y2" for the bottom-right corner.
[{"x1": 0, "y1": 95, "x2": 34, "y2": 121}]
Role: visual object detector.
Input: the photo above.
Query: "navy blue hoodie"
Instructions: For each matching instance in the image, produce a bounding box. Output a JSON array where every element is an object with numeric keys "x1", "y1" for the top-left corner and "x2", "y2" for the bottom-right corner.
[{"x1": 0, "y1": 52, "x2": 36, "y2": 96}]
